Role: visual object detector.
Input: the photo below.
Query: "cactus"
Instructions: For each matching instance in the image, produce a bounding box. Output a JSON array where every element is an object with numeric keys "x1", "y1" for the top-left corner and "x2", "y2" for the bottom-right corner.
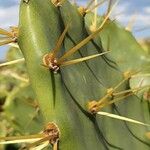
[{"x1": 0, "y1": 0, "x2": 150, "y2": 149}]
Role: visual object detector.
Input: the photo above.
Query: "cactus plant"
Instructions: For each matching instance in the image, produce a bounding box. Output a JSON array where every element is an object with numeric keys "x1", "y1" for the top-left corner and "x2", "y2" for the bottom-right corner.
[{"x1": 0, "y1": 0, "x2": 150, "y2": 149}]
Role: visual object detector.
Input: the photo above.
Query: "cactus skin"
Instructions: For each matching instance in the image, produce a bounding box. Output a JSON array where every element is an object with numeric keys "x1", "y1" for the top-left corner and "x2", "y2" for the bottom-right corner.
[
  {"x1": 18, "y1": 0, "x2": 150, "y2": 149},
  {"x1": 0, "y1": 0, "x2": 150, "y2": 149},
  {"x1": 18, "y1": 0, "x2": 96, "y2": 149},
  {"x1": 84, "y1": 12, "x2": 150, "y2": 149},
  {"x1": 85, "y1": 14, "x2": 150, "y2": 71}
]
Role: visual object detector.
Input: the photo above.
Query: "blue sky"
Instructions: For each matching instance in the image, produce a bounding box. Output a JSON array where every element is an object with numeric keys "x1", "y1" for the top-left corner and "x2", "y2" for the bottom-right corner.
[{"x1": 0, "y1": 0, "x2": 150, "y2": 60}]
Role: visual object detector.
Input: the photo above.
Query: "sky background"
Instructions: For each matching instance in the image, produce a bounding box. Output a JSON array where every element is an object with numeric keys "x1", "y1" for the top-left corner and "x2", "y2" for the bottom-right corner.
[{"x1": 0, "y1": 0, "x2": 150, "y2": 60}]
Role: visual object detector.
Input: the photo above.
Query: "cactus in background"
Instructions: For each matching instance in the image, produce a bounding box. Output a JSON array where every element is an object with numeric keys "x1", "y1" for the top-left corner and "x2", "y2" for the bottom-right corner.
[
  {"x1": 0, "y1": 0, "x2": 150, "y2": 149},
  {"x1": 139, "y1": 39, "x2": 150, "y2": 55}
]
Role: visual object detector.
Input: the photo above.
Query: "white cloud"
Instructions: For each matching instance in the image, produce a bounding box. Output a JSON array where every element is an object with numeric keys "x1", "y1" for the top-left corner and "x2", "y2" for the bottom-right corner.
[
  {"x1": 113, "y1": 2, "x2": 130, "y2": 15},
  {"x1": 0, "y1": 5, "x2": 19, "y2": 28},
  {"x1": 144, "y1": 6, "x2": 150, "y2": 13},
  {"x1": 0, "y1": 4, "x2": 19, "y2": 60},
  {"x1": 112, "y1": 2, "x2": 150, "y2": 30}
]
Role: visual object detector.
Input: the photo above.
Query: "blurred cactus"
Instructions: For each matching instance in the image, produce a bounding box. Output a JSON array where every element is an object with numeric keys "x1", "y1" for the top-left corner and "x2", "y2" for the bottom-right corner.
[
  {"x1": 139, "y1": 38, "x2": 150, "y2": 55},
  {"x1": 0, "y1": 0, "x2": 150, "y2": 149}
]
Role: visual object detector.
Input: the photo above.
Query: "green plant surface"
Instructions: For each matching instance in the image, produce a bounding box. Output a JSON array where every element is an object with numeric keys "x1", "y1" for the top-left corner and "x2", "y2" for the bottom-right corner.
[
  {"x1": 85, "y1": 13, "x2": 150, "y2": 71},
  {"x1": 0, "y1": 0, "x2": 150, "y2": 149},
  {"x1": 4, "y1": 83, "x2": 44, "y2": 134},
  {"x1": 84, "y1": 11, "x2": 150, "y2": 149},
  {"x1": 18, "y1": 0, "x2": 90, "y2": 149},
  {"x1": 129, "y1": 71, "x2": 150, "y2": 99},
  {"x1": 18, "y1": 0, "x2": 150, "y2": 149}
]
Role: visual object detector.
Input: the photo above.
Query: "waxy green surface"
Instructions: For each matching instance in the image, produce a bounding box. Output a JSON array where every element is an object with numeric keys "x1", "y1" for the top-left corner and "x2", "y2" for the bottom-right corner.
[{"x1": 16, "y1": 0, "x2": 150, "y2": 149}]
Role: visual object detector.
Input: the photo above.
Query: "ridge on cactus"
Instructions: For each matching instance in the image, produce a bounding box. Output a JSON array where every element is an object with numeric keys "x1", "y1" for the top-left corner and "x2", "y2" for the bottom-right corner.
[{"x1": 0, "y1": 0, "x2": 150, "y2": 150}]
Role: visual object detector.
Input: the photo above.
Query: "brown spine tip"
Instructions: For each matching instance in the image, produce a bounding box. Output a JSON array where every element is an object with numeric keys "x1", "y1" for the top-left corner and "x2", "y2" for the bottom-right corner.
[
  {"x1": 23, "y1": 0, "x2": 30, "y2": 4},
  {"x1": 42, "y1": 53, "x2": 59, "y2": 73},
  {"x1": 78, "y1": 7, "x2": 87, "y2": 16},
  {"x1": 44, "y1": 122, "x2": 60, "y2": 145},
  {"x1": 51, "y1": 0, "x2": 64, "y2": 7},
  {"x1": 87, "y1": 100, "x2": 99, "y2": 114}
]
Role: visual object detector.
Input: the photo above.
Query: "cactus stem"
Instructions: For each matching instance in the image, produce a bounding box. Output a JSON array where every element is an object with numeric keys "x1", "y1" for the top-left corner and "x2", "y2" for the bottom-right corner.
[
  {"x1": 97, "y1": 111, "x2": 150, "y2": 126},
  {"x1": 106, "y1": 35, "x2": 110, "y2": 51},
  {"x1": 0, "y1": 58, "x2": 25, "y2": 67}
]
